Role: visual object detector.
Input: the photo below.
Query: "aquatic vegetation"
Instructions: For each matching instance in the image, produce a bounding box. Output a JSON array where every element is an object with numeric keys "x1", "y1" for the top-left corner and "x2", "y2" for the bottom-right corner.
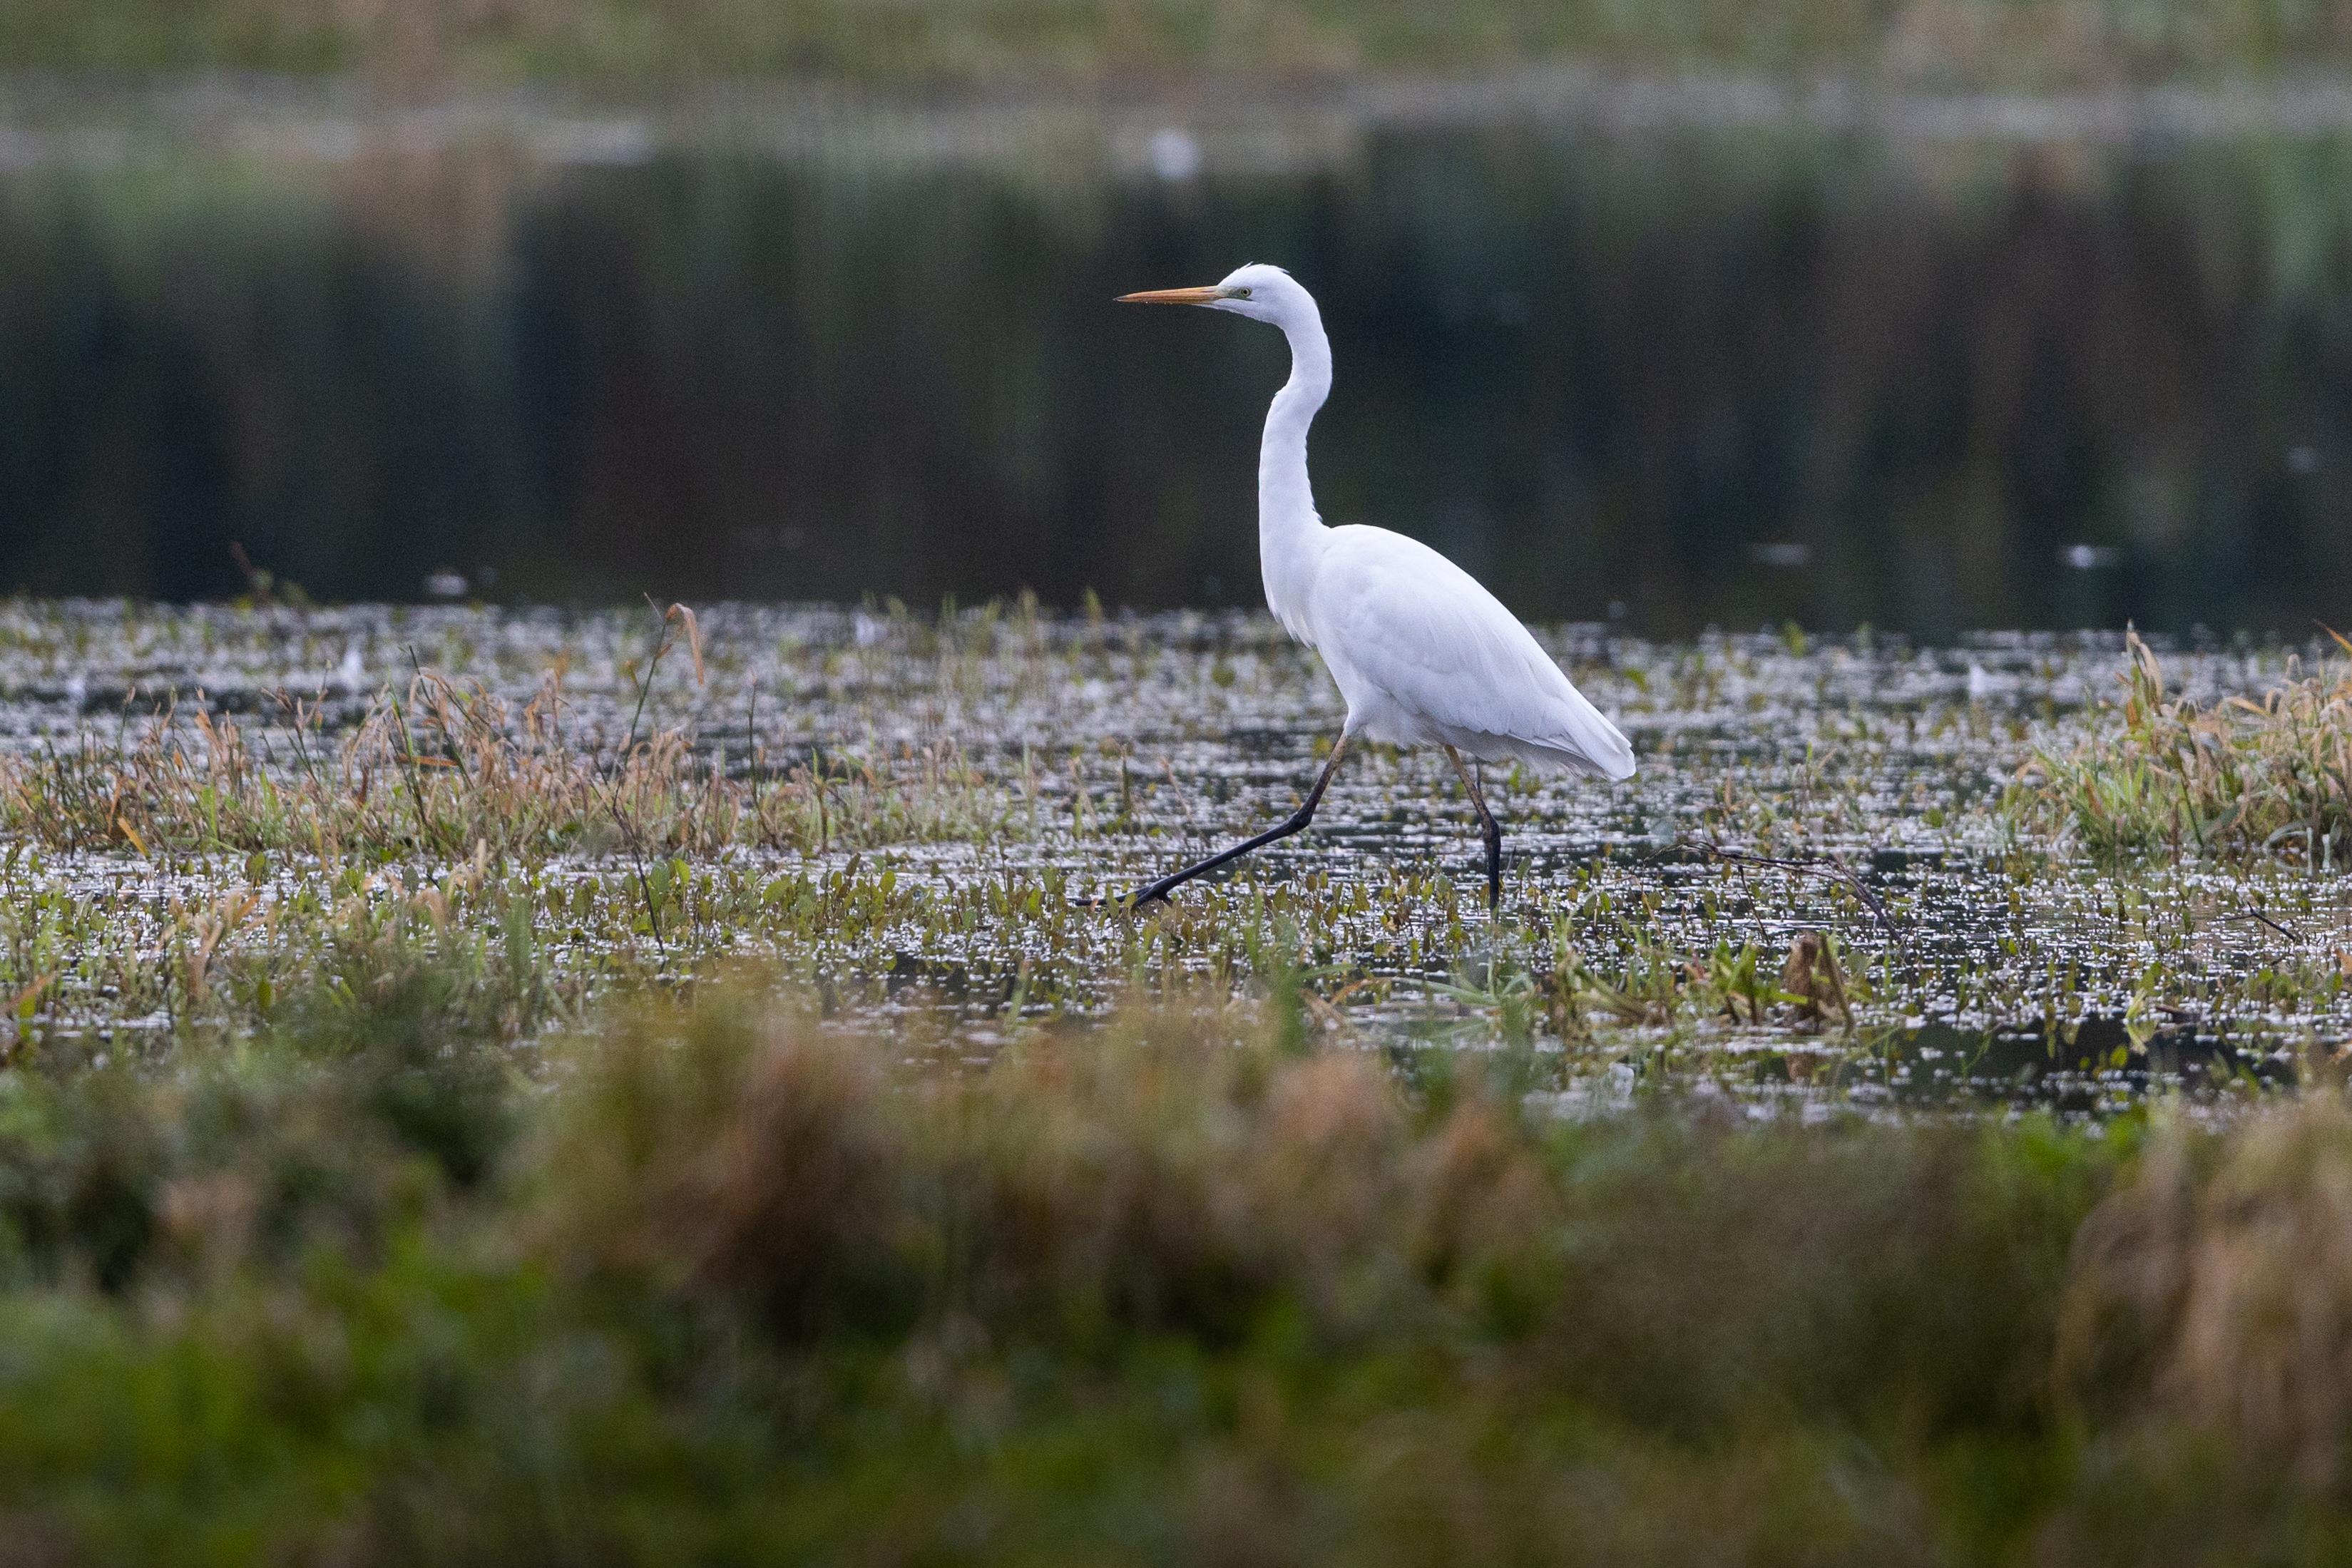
[
  {"x1": 0, "y1": 975, "x2": 2351, "y2": 1559},
  {"x1": 2, "y1": 600, "x2": 2352, "y2": 1552},
  {"x1": 0, "y1": 663, "x2": 1006, "y2": 862},
  {"x1": 2, "y1": 601, "x2": 2350, "y2": 1106},
  {"x1": 2023, "y1": 631, "x2": 2352, "y2": 867}
]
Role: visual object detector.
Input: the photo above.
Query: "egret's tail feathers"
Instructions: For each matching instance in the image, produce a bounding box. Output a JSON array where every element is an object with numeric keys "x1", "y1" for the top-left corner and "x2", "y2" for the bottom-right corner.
[
  {"x1": 1535, "y1": 692, "x2": 1636, "y2": 781},
  {"x1": 1466, "y1": 722, "x2": 1636, "y2": 780},
  {"x1": 1553, "y1": 731, "x2": 1637, "y2": 781},
  {"x1": 1587, "y1": 733, "x2": 1638, "y2": 782}
]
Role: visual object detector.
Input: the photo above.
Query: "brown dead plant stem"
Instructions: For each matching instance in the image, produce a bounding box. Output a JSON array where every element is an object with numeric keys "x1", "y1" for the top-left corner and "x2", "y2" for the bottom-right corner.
[{"x1": 0, "y1": 665, "x2": 1001, "y2": 860}]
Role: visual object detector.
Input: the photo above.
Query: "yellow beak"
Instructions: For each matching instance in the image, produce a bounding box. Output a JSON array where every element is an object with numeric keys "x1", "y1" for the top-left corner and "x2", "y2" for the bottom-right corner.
[{"x1": 1116, "y1": 285, "x2": 1227, "y2": 305}]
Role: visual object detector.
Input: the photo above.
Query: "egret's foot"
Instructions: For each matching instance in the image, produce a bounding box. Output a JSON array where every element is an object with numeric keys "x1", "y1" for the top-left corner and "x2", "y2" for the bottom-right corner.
[
  {"x1": 1081, "y1": 882, "x2": 1173, "y2": 912},
  {"x1": 1077, "y1": 888, "x2": 1157, "y2": 911}
]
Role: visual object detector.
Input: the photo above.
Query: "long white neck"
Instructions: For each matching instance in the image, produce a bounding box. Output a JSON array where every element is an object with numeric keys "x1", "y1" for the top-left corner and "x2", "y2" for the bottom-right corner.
[{"x1": 1258, "y1": 302, "x2": 1331, "y2": 641}]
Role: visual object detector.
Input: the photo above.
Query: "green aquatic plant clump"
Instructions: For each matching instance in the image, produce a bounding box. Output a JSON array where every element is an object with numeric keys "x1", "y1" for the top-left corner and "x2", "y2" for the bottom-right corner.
[
  {"x1": 2023, "y1": 630, "x2": 2352, "y2": 866},
  {"x1": 3, "y1": 976, "x2": 2352, "y2": 1562}
]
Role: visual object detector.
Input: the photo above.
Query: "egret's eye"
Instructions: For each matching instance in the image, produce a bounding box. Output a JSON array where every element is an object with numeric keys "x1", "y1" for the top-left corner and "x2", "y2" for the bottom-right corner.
[{"x1": 1229, "y1": 287, "x2": 1252, "y2": 299}]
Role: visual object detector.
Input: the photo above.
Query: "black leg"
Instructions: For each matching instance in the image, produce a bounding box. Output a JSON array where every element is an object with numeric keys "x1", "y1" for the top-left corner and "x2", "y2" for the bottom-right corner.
[
  {"x1": 1126, "y1": 736, "x2": 1349, "y2": 908},
  {"x1": 1445, "y1": 745, "x2": 1503, "y2": 911}
]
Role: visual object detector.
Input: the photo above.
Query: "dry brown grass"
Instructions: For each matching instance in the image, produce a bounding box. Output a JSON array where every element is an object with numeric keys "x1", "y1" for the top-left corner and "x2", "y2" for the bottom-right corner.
[
  {"x1": 2061, "y1": 1100, "x2": 2352, "y2": 1489},
  {"x1": 540, "y1": 993, "x2": 1498, "y2": 1348},
  {"x1": 25, "y1": 971, "x2": 2352, "y2": 1562},
  {"x1": 535, "y1": 982, "x2": 2099, "y2": 1439},
  {"x1": 0, "y1": 667, "x2": 1003, "y2": 861}
]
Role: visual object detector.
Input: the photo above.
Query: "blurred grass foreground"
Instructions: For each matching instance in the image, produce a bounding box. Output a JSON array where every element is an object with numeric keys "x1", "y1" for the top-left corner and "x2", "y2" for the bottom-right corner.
[
  {"x1": 12, "y1": 0, "x2": 2352, "y2": 83},
  {"x1": 4, "y1": 970, "x2": 2352, "y2": 1563}
]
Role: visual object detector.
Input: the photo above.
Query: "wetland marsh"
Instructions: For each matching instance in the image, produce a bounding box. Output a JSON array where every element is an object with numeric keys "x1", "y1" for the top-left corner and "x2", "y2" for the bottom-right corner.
[
  {"x1": 7, "y1": 597, "x2": 2352, "y2": 1562},
  {"x1": 4, "y1": 598, "x2": 2346, "y2": 1114},
  {"x1": 13, "y1": 29, "x2": 2352, "y2": 1562}
]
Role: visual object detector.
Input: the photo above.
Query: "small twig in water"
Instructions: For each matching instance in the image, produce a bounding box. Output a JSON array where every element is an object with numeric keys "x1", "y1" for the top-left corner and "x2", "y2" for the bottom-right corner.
[
  {"x1": 269, "y1": 689, "x2": 329, "y2": 801},
  {"x1": 384, "y1": 685, "x2": 453, "y2": 855},
  {"x1": 596, "y1": 600, "x2": 709, "y2": 959},
  {"x1": 746, "y1": 675, "x2": 763, "y2": 821},
  {"x1": 2224, "y1": 908, "x2": 2306, "y2": 943},
  {"x1": 407, "y1": 647, "x2": 474, "y2": 786},
  {"x1": 1690, "y1": 839, "x2": 1904, "y2": 953},
  {"x1": 609, "y1": 601, "x2": 672, "y2": 784}
]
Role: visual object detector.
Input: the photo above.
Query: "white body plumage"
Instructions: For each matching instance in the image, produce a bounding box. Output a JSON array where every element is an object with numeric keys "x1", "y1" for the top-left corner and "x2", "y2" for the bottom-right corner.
[{"x1": 1165, "y1": 262, "x2": 1634, "y2": 780}]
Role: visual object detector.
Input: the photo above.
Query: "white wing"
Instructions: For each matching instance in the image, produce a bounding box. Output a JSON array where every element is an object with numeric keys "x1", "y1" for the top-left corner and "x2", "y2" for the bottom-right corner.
[{"x1": 1309, "y1": 526, "x2": 1635, "y2": 779}]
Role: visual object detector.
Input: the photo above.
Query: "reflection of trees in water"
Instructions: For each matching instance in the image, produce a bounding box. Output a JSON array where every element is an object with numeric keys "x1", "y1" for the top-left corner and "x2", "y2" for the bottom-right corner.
[{"x1": 2, "y1": 128, "x2": 2351, "y2": 632}]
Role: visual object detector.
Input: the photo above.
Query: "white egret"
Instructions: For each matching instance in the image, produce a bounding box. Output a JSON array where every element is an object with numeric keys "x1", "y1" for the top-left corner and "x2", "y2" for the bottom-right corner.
[{"x1": 1118, "y1": 263, "x2": 1635, "y2": 910}]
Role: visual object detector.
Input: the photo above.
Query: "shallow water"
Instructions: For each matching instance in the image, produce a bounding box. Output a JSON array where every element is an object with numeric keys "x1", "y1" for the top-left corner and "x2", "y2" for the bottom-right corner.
[
  {"x1": 1, "y1": 600, "x2": 2345, "y2": 1114},
  {"x1": 5, "y1": 85, "x2": 2352, "y2": 631}
]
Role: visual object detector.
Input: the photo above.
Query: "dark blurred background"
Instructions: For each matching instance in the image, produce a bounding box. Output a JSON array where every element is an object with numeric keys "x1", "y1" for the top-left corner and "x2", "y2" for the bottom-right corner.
[{"x1": 4, "y1": 87, "x2": 2352, "y2": 635}]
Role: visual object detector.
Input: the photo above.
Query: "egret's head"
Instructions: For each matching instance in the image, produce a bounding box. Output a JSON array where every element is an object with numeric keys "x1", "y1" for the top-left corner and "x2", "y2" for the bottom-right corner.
[{"x1": 1118, "y1": 262, "x2": 1309, "y2": 327}]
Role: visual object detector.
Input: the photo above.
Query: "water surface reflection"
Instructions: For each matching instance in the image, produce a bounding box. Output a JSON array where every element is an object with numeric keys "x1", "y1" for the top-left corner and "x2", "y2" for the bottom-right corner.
[{"x1": 4, "y1": 86, "x2": 2351, "y2": 632}]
